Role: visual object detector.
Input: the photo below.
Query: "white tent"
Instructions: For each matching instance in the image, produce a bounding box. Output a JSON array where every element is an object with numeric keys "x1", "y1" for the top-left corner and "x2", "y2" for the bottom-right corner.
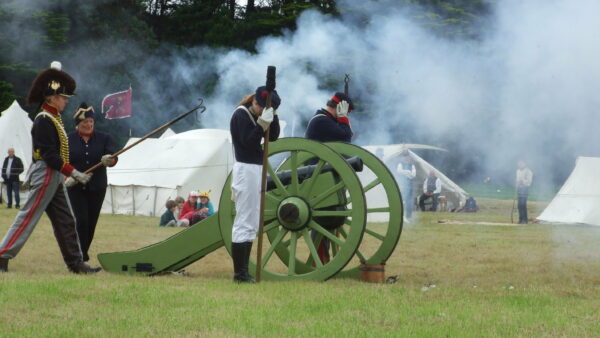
[
  {"x1": 101, "y1": 129, "x2": 233, "y2": 216},
  {"x1": 361, "y1": 144, "x2": 468, "y2": 222},
  {"x1": 537, "y1": 157, "x2": 600, "y2": 226},
  {"x1": 0, "y1": 100, "x2": 33, "y2": 176},
  {"x1": 0, "y1": 101, "x2": 33, "y2": 202}
]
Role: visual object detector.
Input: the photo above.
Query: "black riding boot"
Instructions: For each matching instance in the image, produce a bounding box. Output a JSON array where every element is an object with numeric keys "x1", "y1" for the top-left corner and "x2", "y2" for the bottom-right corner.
[
  {"x1": 242, "y1": 242, "x2": 255, "y2": 283},
  {"x1": 0, "y1": 257, "x2": 8, "y2": 272},
  {"x1": 232, "y1": 242, "x2": 246, "y2": 282}
]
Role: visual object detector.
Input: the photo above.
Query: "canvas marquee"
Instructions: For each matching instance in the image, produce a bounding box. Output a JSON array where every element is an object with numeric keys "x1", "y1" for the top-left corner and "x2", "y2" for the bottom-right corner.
[{"x1": 101, "y1": 129, "x2": 233, "y2": 216}]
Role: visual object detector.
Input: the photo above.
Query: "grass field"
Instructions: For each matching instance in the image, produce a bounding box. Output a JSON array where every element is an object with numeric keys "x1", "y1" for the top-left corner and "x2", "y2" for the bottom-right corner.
[{"x1": 1, "y1": 198, "x2": 600, "y2": 337}]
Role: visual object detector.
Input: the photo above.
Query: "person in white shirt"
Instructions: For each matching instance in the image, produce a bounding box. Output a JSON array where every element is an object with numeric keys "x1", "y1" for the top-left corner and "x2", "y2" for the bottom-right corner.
[
  {"x1": 419, "y1": 171, "x2": 442, "y2": 211},
  {"x1": 396, "y1": 150, "x2": 416, "y2": 219},
  {"x1": 516, "y1": 160, "x2": 533, "y2": 224}
]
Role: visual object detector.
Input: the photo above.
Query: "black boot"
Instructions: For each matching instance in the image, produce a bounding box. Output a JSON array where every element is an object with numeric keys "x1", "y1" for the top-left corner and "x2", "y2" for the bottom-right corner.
[
  {"x1": 0, "y1": 257, "x2": 8, "y2": 272},
  {"x1": 232, "y1": 242, "x2": 246, "y2": 282},
  {"x1": 69, "y1": 261, "x2": 102, "y2": 274},
  {"x1": 241, "y1": 242, "x2": 255, "y2": 283}
]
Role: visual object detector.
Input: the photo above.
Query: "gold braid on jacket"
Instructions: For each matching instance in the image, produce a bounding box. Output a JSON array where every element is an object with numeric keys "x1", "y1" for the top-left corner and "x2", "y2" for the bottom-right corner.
[{"x1": 33, "y1": 112, "x2": 70, "y2": 164}]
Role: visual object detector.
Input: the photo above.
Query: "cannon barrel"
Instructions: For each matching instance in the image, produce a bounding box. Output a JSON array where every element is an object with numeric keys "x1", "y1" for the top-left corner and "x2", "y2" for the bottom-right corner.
[{"x1": 266, "y1": 155, "x2": 363, "y2": 191}]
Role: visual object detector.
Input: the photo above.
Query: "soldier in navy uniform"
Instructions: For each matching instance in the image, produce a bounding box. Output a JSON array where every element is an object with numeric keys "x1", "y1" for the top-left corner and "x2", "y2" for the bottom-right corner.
[
  {"x1": 304, "y1": 92, "x2": 353, "y2": 264},
  {"x1": 305, "y1": 92, "x2": 353, "y2": 143},
  {"x1": 66, "y1": 103, "x2": 118, "y2": 263},
  {"x1": 229, "y1": 86, "x2": 281, "y2": 283},
  {"x1": 0, "y1": 61, "x2": 100, "y2": 274}
]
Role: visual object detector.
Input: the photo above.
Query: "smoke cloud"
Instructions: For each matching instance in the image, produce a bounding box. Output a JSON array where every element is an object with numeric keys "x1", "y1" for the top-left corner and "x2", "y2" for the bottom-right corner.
[{"x1": 3, "y1": 0, "x2": 600, "y2": 187}]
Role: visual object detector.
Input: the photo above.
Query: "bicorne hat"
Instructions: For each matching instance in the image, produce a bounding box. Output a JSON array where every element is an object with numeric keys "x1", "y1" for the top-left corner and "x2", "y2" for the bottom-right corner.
[
  {"x1": 73, "y1": 102, "x2": 94, "y2": 125},
  {"x1": 27, "y1": 61, "x2": 76, "y2": 105}
]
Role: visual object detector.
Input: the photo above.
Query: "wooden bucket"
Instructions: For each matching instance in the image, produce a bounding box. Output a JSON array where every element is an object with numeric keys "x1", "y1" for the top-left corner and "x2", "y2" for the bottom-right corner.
[{"x1": 359, "y1": 263, "x2": 385, "y2": 283}]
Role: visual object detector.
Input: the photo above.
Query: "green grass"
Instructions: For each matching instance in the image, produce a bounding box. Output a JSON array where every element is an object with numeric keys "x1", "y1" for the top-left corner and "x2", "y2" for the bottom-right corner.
[{"x1": 1, "y1": 199, "x2": 600, "y2": 336}]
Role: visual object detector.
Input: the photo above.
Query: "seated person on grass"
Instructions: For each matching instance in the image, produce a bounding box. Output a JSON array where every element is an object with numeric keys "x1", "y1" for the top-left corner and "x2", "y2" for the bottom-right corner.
[
  {"x1": 160, "y1": 200, "x2": 190, "y2": 227},
  {"x1": 197, "y1": 191, "x2": 215, "y2": 217}
]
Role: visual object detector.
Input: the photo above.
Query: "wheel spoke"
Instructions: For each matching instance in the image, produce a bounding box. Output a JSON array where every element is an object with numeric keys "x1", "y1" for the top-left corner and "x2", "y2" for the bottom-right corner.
[
  {"x1": 363, "y1": 178, "x2": 381, "y2": 193},
  {"x1": 355, "y1": 249, "x2": 367, "y2": 262},
  {"x1": 263, "y1": 209, "x2": 276, "y2": 219},
  {"x1": 288, "y1": 232, "x2": 297, "y2": 275},
  {"x1": 367, "y1": 207, "x2": 390, "y2": 213},
  {"x1": 301, "y1": 230, "x2": 323, "y2": 268},
  {"x1": 300, "y1": 159, "x2": 325, "y2": 198},
  {"x1": 338, "y1": 226, "x2": 348, "y2": 239},
  {"x1": 309, "y1": 181, "x2": 345, "y2": 208},
  {"x1": 266, "y1": 192, "x2": 280, "y2": 204},
  {"x1": 365, "y1": 228, "x2": 385, "y2": 241},
  {"x1": 312, "y1": 210, "x2": 352, "y2": 217},
  {"x1": 267, "y1": 162, "x2": 290, "y2": 197},
  {"x1": 261, "y1": 228, "x2": 288, "y2": 268},
  {"x1": 263, "y1": 220, "x2": 280, "y2": 233},
  {"x1": 290, "y1": 151, "x2": 299, "y2": 195},
  {"x1": 309, "y1": 220, "x2": 344, "y2": 246},
  {"x1": 331, "y1": 230, "x2": 340, "y2": 256}
]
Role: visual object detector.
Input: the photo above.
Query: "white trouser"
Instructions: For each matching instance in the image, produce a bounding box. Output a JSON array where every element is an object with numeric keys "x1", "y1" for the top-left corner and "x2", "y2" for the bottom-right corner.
[{"x1": 231, "y1": 162, "x2": 262, "y2": 243}]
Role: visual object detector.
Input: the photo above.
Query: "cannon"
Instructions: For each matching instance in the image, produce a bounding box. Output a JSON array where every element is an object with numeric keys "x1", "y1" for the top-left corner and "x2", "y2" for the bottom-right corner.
[{"x1": 98, "y1": 138, "x2": 403, "y2": 281}]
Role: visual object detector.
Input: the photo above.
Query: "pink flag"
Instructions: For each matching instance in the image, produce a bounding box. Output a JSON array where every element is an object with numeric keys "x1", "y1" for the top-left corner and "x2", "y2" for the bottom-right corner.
[{"x1": 102, "y1": 88, "x2": 132, "y2": 119}]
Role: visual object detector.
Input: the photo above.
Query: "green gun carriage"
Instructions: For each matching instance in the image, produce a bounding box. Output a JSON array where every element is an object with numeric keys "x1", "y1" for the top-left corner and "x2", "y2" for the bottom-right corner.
[{"x1": 98, "y1": 138, "x2": 404, "y2": 281}]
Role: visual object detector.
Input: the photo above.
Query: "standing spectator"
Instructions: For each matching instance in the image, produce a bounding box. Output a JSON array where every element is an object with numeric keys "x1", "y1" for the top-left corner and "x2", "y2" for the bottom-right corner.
[
  {"x1": 516, "y1": 160, "x2": 533, "y2": 224},
  {"x1": 419, "y1": 171, "x2": 442, "y2": 211},
  {"x1": 197, "y1": 191, "x2": 215, "y2": 217},
  {"x1": 396, "y1": 150, "x2": 416, "y2": 220},
  {"x1": 160, "y1": 200, "x2": 189, "y2": 227},
  {"x1": 66, "y1": 102, "x2": 118, "y2": 263},
  {"x1": 305, "y1": 92, "x2": 353, "y2": 264},
  {"x1": 230, "y1": 85, "x2": 281, "y2": 283},
  {"x1": 0, "y1": 61, "x2": 98, "y2": 273},
  {"x1": 2, "y1": 148, "x2": 24, "y2": 209}
]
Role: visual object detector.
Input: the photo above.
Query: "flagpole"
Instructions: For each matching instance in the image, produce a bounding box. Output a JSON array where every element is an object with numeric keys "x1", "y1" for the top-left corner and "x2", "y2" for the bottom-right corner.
[{"x1": 80, "y1": 101, "x2": 206, "y2": 176}]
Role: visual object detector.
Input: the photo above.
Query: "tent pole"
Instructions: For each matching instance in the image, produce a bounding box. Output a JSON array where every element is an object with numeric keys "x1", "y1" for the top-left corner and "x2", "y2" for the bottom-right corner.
[
  {"x1": 153, "y1": 186, "x2": 158, "y2": 217},
  {"x1": 131, "y1": 185, "x2": 135, "y2": 216},
  {"x1": 110, "y1": 185, "x2": 115, "y2": 214}
]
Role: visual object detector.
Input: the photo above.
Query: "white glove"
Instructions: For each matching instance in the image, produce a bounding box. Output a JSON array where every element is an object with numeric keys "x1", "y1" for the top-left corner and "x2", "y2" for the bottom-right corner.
[
  {"x1": 71, "y1": 169, "x2": 92, "y2": 185},
  {"x1": 101, "y1": 155, "x2": 113, "y2": 167},
  {"x1": 257, "y1": 107, "x2": 275, "y2": 131},
  {"x1": 64, "y1": 177, "x2": 77, "y2": 188},
  {"x1": 336, "y1": 100, "x2": 350, "y2": 118}
]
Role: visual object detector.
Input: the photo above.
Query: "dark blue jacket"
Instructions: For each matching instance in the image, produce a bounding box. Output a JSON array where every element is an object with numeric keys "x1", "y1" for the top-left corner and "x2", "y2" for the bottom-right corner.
[
  {"x1": 305, "y1": 109, "x2": 352, "y2": 143},
  {"x1": 230, "y1": 106, "x2": 280, "y2": 165},
  {"x1": 67, "y1": 130, "x2": 117, "y2": 191}
]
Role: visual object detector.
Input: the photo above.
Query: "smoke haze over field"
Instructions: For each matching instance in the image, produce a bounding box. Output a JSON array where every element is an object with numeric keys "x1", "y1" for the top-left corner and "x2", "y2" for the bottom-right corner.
[{"x1": 3, "y1": 0, "x2": 600, "y2": 187}]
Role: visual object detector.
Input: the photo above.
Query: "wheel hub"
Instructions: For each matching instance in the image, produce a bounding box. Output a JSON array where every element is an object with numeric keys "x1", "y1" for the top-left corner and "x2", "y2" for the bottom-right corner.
[{"x1": 277, "y1": 196, "x2": 311, "y2": 231}]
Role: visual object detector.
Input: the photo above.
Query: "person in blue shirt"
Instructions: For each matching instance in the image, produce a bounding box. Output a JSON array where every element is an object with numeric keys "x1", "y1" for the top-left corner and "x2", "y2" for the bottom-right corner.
[{"x1": 197, "y1": 191, "x2": 214, "y2": 216}]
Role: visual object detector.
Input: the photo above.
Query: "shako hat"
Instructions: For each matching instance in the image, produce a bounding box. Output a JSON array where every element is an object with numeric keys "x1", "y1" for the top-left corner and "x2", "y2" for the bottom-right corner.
[
  {"x1": 27, "y1": 61, "x2": 76, "y2": 105},
  {"x1": 330, "y1": 92, "x2": 354, "y2": 112},
  {"x1": 73, "y1": 102, "x2": 94, "y2": 125},
  {"x1": 255, "y1": 86, "x2": 281, "y2": 109}
]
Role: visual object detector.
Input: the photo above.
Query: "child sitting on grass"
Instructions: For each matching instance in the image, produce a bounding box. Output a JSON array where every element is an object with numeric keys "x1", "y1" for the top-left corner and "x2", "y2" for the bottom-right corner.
[{"x1": 160, "y1": 200, "x2": 190, "y2": 227}]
